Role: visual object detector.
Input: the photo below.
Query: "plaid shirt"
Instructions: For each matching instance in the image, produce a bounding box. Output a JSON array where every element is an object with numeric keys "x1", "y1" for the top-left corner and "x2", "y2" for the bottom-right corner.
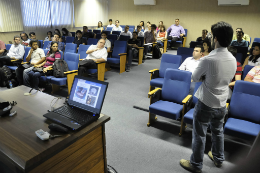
[{"x1": 246, "y1": 66, "x2": 260, "y2": 83}]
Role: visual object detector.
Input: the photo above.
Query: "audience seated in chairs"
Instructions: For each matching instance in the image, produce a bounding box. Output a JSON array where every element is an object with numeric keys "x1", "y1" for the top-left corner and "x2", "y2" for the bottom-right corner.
[
  {"x1": 126, "y1": 31, "x2": 141, "y2": 72},
  {"x1": 166, "y1": 19, "x2": 185, "y2": 49},
  {"x1": 232, "y1": 28, "x2": 250, "y2": 42},
  {"x1": 24, "y1": 41, "x2": 61, "y2": 90},
  {"x1": 0, "y1": 39, "x2": 6, "y2": 57},
  {"x1": 120, "y1": 25, "x2": 132, "y2": 39},
  {"x1": 96, "y1": 21, "x2": 104, "y2": 31},
  {"x1": 20, "y1": 32, "x2": 31, "y2": 47},
  {"x1": 44, "y1": 31, "x2": 53, "y2": 42},
  {"x1": 101, "y1": 31, "x2": 111, "y2": 52},
  {"x1": 242, "y1": 42, "x2": 260, "y2": 69},
  {"x1": 16, "y1": 39, "x2": 46, "y2": 87},
  {"x1": 73, "y1": 30, "x2": 87, "y2": 51},
  {"x1": 29, "y1": 32, "x2": 41, "y2": 48},
  {"x1": 244, "y1": 65, "x2": 260, "y2": 83},
  {"x1": 179, "y1": 45, "x2": 204, "y2": 94},
  {"x1": 230, "y1": 30, "x2": 249, "y2": 47},
  {"x1": 137, "y1": 25, "x2": 144, "y2": 37},
  {"x1": 78, "y1": 39, "x2": 107, "y2": 76},
  {"x1": 144, "y1": 24, "x2": 157, "y2": 57},
  {"x1": 62, "y1": 28, "x2": 72, "y2": 37},
  {"x1": 196, "y1": 29, "x2": 210, "y2": 43},
  {"x1": 156, "y1": 21, "x2": 163, "y2": 32},
  {"x1": 82, "y1": 26, "x2": 96, "y2": 40},
  {"x1": 107, "y1": 19, "x2": 115, "y2": 28},
  {"x1": 46, "y1": 33, "x2": 64, "y2": 52},
  {"x1": 0, "y1": 35, "x2": 25, "y2": 67},
  {"x1": 202, "y1": 39, "x2": 212, "y2": 56},
  {"x1": 139, "y1": 21, "x2": 145, "y2": 30},
  {"x1": 112, "y1": 20, "x2": 122, "y2": 32}
]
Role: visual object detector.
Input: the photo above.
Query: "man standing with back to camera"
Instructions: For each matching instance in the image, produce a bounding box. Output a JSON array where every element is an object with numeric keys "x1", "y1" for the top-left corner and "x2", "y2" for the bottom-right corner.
[{"x1": 180, "y1": 21, "x2": 237, "y2": 173}]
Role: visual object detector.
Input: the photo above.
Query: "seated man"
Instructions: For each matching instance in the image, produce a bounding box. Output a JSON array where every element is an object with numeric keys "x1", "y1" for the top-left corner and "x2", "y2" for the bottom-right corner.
[
  {"x1": 230, "y1": 30, "x2": 249, "y2": 47},
  {"x1": 126, "y1": 31, "x2": 141, "y2": 72},
  {"x1": 244, "y1": 65, "x2": 260, "y2": 83},
  {"x1": 179, "y1": 45, "x2": 204, "y2": 94},
  {"x1": 0, "y1": 39, "x2": 6, "y2": 57},
  {"x1": 73, "y1": 30, "x2": 87, "y2": 51},
  {"x1": 46, "y1": 33, "x2": 65, "y2": 52},
  {"x1": 232, "y1": 28, "x2": 250, "y2": 42},
  {"x1": 144, "y1": 24, "x2": 157, "y2": 57},
  {"x1": 101, "y1": 31, "x2": 111, "y2": 52},
  {"x1": 78, "y1": 39, "x2": 107, "y2": 76},
  {"x1": 16, "y1": 39, "x2": 46, "y2": 86},
  {"x1": 167, "y1": 19, "x2": 185, "y2": 49},
  {"x1": 112, "y1": 20, "x2": 122, "y2": 32},
  {"x1": 29, "y1": 32, "x2": 41, "y2": 48},
  {"x1": 196, "y1": 29, "x2": 210, "y2": 43},
  {"x1": 107, "y1": 19, "x2": 115, "y2": 28},
  {"x1": 0, "y1": 35, "x2": 25, "y2": 67},
  {"x1": 20, "y1": 32, "x2": 31, "y2": 46},
  {"x1": 137, "y1": 25, "x2": 144, "y2": 37},
  {"x1": 82, "y1": 26, "x2": 96, "y2": 40},
  {"x1": 120, "y1": 25, "x2": 132, "y2": 39}
]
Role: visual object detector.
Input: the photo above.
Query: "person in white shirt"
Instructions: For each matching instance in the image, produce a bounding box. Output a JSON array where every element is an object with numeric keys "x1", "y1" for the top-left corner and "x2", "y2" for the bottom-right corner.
[
  {"x1": 120, "y1": 25, "x2": 132, "y2": 39},
  {"x1": 137, "y1": 25, "x2": 144, "y2": 37},
  {"x1": 112, "y1": 20, "x2": 122, "y2": 32},
  {"x1": 20, "y1": 32, "x2": 31, "y2": 46},
  {"x1": 101, "y1": 31, "x2": 111, "y2": 52},
  {"x1": 107, "y1": 19, "x2": 115, "y2": 28},
  {"x1": 78, "y1": 39, "x2": 107, "y2": 76}
]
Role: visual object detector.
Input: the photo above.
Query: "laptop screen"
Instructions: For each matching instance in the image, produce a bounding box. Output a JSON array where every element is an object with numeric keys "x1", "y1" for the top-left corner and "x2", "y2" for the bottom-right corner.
[{"x1": 68, "y1": 76, "x2": 108, "y2": 114}]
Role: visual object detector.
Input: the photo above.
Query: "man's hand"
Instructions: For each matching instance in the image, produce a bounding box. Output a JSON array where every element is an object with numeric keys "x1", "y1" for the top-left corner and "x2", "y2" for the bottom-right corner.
[
  {"x1": 29, "y1": 48, "x2": 33, "y2": 54},
  {"x1": 180, "y1": 34, "x2": 184, "y2": 37},
  {"x1": 43, "y1": 68, "x2": 48, "y2": 73},
  {"x1": 133, "y1": 44, "x2": 138, "y2": 48},
  {"x1": 10, "y1": 57, "x2": 16, "y2": 60}
]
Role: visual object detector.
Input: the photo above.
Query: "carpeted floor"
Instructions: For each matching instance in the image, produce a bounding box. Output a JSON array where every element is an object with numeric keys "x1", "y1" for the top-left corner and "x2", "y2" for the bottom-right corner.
[{"x1": 0, "y1": 50, "x2": 252, "y2": 173}]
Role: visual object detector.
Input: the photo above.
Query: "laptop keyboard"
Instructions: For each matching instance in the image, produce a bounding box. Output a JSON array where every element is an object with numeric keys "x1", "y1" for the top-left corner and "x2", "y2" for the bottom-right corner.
[{"x1": 53, "y1": 104, "x2": 95, "y2": 124}]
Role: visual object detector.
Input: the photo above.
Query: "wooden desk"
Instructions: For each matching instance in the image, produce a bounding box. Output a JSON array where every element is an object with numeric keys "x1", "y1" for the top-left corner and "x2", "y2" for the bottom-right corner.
[{"x1": 0, "y1": 86, "x2": 110, "y2": 173}]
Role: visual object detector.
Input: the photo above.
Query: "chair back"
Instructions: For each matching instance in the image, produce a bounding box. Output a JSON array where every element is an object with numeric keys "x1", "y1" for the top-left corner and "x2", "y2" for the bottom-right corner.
[
  {"x1": 159, "y1": 54, "x2": 182, "y2": 78},
  {"x1": 119, "y1": 35, "x2": 130, "y2": 41},
  {"x1": 192, "y1": 82, "x2": 202, "y2": 106},
  {"x1": 88, "y1": 29, "x2": 92, "y2": 32},
  {"x1": 253, "y1": 38, "x2": 260, "y2": 43},
  {"x1": 235, "y1": 53, "x2": 243, "y2": 64},
  {"x1": 93, "y1": 30, "x2": 101, "y2": 34},
  {"x1": 112, "y1": 31, "x2": 121, "y2": 36},
  {"x1": 59, "y1": 51, "x2": 63, "y2": 59},
  {"x1": 106, "y1": 27, "x2": 113, "y2": 31},
  {"x1": 96, "y1": 33, "x2": 101, "y2": 39},
  {"x1": 184, "y1": 29, "x2": 188, "y2": 37},
  {"x1": 43, "y1": 41, "x2": 51, "y2": 49},
  {"x1": 120, "y1": 25, "x2": 125, "y2": 28},
  {"x1": 23, "y1": 47, "x2": 31, "y2": 62},
  {"x1": 112, "y1": 41, "x2": 127, "y2": 59},
  {"x1": 43, "y1": 49, "x2": 49, "y2": 55},
  {"x1": 65, "y1": 43, "x2": 77, "y2": 53},
  {"x1": 39, "y1": 40, "x2": 43, "y2": 48},
  {"x1": 87, "y1": 38, "x2": 98, "y2": 45},
  {"x1": 242, "y1": 65, "x2": 254, "y2": 80},
  {"x1": 230, "y1": 80, "x2": 260, "y2": 124},
  {"x1": 65, "y1": 36, "x2": 74, "y2": 44},
  {"x1": 189, "y1": 41, "x2": 202, "y2": 48},
  {"x1": 5, "y1": 44, "x2": 12, "y2": 50},
  {"x1": 70, "y1": 32, "x2": 75, "y2": 37},
  {"x1": 137, "y1": 36, "x2": 144, "y2": 47},
  {"x1": 103, "y1": 30, "x2": 111, "y2": 36},
  {"x1": 128, "y1": 25, "x2": 135, "y2": 29},
  {"x1": 108, "y1": 34, "x2": 117, "y2": 41},
  {"x1": 234, "y1": 46, "x2": 248, "y2": 65},
  {"x1": 129, "y1": 28, "x2": 134, "y2": 33},
  {"x1": 161, "y1": 69, "x2": 191, "y2": 104},
  {"x1": 63, "y1": 52, "x2": 79, "y2": 71},
  {"x1": 177, "y1": 47, "x2": 194, "y2": 62},
  {"x1": 78, "y1": 44, "x2": 90, "y2": 59}
]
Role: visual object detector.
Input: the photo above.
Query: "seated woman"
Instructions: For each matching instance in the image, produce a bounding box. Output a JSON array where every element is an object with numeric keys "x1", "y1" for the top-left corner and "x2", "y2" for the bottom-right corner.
[
  {"x1": 202, "y1": 39, "x2": 212, "y2": 56},
  {"x1": 156, "y1": 25, "x2": 167, "y2": 47},
  {"x1": 156, "y1": 21, "x2": 163, "y2": 32},
  {"x1": 28, "y1": 41, "x2": 61, "y2": 90},
  {"x1": 139, "y1": 21, "x2": 145, "y2": 30},
  {"x1": 62, "y1": 28, "x2": 72, "y2": 37},
  {"x1": 244, "y1": 65, "x2": 260, "y2": 84},
  {"x1": 44, "y1": 31, "x2": 53, "y2": 41},
  {"x1": 96, "y1": 21, "x2": 103, "y2": 31},
  {"x1": 242, "y1": 43, "x2": 260, "y2": 69}
]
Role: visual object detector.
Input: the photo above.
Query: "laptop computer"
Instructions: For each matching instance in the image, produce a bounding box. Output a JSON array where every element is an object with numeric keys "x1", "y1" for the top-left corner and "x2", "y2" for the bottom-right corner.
[{"x1": 43, "y1": 75, "x2": 108, "y2": 130}]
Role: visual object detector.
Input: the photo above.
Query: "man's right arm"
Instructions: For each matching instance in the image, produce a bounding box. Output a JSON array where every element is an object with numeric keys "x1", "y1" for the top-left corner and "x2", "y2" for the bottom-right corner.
[
  {"x1": 178, "y1": 59, "x2": 188, "y2": 71},
  {"x1": 192, "y1": 58, "x2": 207, "y2": 82},
  {"x1": 0, "y1": 49, "x2": 5, "y2": 54},
  {"x1": 26, "y1": 49, "x2": 33, "y2": 62}
]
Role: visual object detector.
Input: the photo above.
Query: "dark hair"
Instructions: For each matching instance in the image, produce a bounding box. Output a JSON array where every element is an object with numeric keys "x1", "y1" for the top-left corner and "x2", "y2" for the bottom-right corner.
[
  {"x1": 101, "y1": 31, "x2": 107, "y2": 36},
  {"x1": 237, "y1": 30, "x2": 244, "y2": 36},
  {"x1": 236, "y1": 28, "x2": 243, "y2": 31},
  {"x1": 83, "y1": 26, "x2": 88, "y2": 29},
  {"x1": 159, "y1": 21, "x2": 163, "y2": 24},
  {"x1": 76, "y1": 30, "x2": 82, "y2": 34},
  {"x1": 147, "y1": 21, "x2": 150, "y2": 24},
  {"x1": 249, "y1": 43, "x2": 260, "y2": 63},
  {"x1": 195, "y1": 45, "x2": 204, "y2": 53},
  {"x1": 137, "y1": 25, "x2": 141, "y2": 29},
  {"x1": 211, "y1": 21, "x2": 233, "y2": 47},
  {"x1": 20, "y1": 32, "x2": 28, "y2": 40},
  {"x1": 175, "y1": 19, "x2": 179, "y2": 21},
  {"x1": 109, "y1": 19, "x2": 112, "y2": 22},
  {"x1": 151, "y1": 24, "x2": 157, "y2": 30},
  {"x1": 203, "y1": 39, "x2": 212, "y2": 53},
  {"x1": 62, "y1": 28, "x2": 70, "y2": 36},
  {"x1": 29, "y1": 39, "x2": 38, "y2": 47},
  {"x1": 98, "y1": 21, "x2": 103, "y2": 27},
  {"x1": 133, "y1": 31, "x2": 138, "y2": 35},
  {"x1": 54, "y1": 29, "x2": 61, "y2": 36},
  {"x1": 47, "y1": 31, "x2": 53, "y2": 37},
  {"x1": 29, "y1": 32, "x2": 35, "y2": 37},
  {"x1": 160, "y1": 25, "x2": 166, "y2": 32},
  {"x1": 140, "y1": 21, "x2": 144, "y2": 26},
  {"x1": 202, "y1": 29, "x2": 208, "y2": 34},
  {"x1": 227, "y1": 46, "x2": 237, "y2": 57},
  {"x1": 54, "y1": 33, "x2": 61, "y2": 38},
  {"x1": 14, "y1": 35, "x2": 20, "y2": 40},
  {"x1": 47, "y1": 41, "x2": 59, "y2": 57},
  {"x1": 115, "y1": 20, "x2": 119, "y2": 23}
]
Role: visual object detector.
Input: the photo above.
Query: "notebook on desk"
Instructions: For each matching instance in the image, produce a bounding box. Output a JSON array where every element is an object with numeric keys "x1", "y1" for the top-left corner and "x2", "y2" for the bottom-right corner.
[{"x1": 43, "y1": 75, "x2": 108, "y2": 130}]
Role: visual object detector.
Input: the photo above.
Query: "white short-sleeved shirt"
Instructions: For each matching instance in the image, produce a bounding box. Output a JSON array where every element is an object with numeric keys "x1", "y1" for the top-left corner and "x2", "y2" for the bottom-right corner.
[
  {"x1": 107, "y1": 24, "x2": 115, "y2": 28},
  {"x1": 85, "y1": 45, "x2": 108, "y2": 61},
  {"x1": 138, "y1": 31, "x2": 144, "y2": 37},
  {"x1": 179, "y1": 57, "x2": 202, "y2": 74},
  {"x1": 112, "y1": 26, "x2": 122, "y2": 31},
  {"x1": 248, "y1": 56, "x2": 260, "y2": 66},
  {"x1": 120, "y1": 31, "x2": 132, "y2": 39},
  {"x1": 104, "y1": 39, "x2": 111, "y2": 48},
  {"x1": 29, "y1": 48, "x2": 45, "y2": 64}
]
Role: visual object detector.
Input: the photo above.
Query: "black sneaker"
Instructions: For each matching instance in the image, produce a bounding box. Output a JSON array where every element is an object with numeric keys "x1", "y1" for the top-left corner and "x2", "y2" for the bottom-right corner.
[{"x1": 126, "y1": 67, "x2": 130, "y2": 72}]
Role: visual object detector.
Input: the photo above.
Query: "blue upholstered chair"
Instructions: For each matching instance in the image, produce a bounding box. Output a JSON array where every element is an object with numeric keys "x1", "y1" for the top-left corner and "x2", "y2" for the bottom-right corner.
[
  {"x1": 177, "y1": 47, "x2": 194, "y2": 63},
  {"x1": 65, "y1": 36, "x2": 74, "y2": 44},
  {"x1": 107, "y1": 40, "x2": 127, "y2": 74},
  {"x1": 108, "y1": 34, "x2": 117, "y2": 45},
  {"x1": 234, "y1": 46, "x2": 248, "y2": 65},
  {"x1": 106, "y1": 27, "x2": 113, "y2": 31},
  {"x1": 149, "y1": 54, "x2": 182, "y2": 91},
  {"x1": 112, "y1": 31, "x2": 121, "y2": 36},
  {"x1": 64, "y1": 43, "x2": 77, "y2": 53},
  {"x1": 168, "y1": 29, "x2": 187, "y2": 47},
  {"x1": 43, "y1": 49, "x2": 49, "y2": 55},
  {"x1": 120, "y1": 25, "x2": 125, "y2": 28},
  {"x1": 93, "y1": 30, "x2": 101, "y2": 34},
  {"x1": 235, "y1": 53, "x2": 243, "y2": 64},
  {"x1": 5, "y1": 44, "x2": 12, "y2": 50},
  {"x1": 7, "y1": 47, "x2": 31, "y2": 71},
  {"x1": 39, "y1": 40, "x2": 43, "y2": 48},
  {"x1": 43, "y1": 41, "x2": 51, "y2": 49},
  {"x1": 119, "y1": 35, "x2": 130, "y2": 41},
  {"x1": 88, "y1": 29, "x2": 92, "y2": 32},
  {"x1": 103, "y1": 30, "x2": 111, "y2": 36},
  {"x1": 128, "y1": 25, "x2": 135, "y2": 29},
  {"x1": 96, "y1": 33, "x2": 101, "y2": 39},
  {"x1": 78, "y1": 44, "x2": 90, "y2": 59},
  {"x1": 87, "y1": 38, "x2": 98, "y2": 45},
  {"x1": 224, "y1": 81, "x2": 260, "y2": 141},
  {"x1": 70, "y1": 32, "x2": 75, "y2": 37},
  {"x1": 148, "y1": 69, "x2": 192, "y2": 136},
  {"x1": 129, "y1": 28, "x2": 134, "y2": 33},
  {"x1": 242, "y1": 65, "x2": 254, "y2": 80},
  {"x1": 253, "y1": 38, "x2": 260, "y2": 43}
]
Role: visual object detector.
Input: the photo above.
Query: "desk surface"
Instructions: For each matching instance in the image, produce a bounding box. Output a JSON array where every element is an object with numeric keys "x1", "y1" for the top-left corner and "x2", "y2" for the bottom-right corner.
[{"x1": 0, "y1": 86, "x2": 110, "y2": 173}]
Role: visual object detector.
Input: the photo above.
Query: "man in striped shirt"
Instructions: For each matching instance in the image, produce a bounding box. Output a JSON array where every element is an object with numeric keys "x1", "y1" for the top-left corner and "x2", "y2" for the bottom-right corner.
[
  {"x1": 180, "y1": 22, "x2": 237, "y2": 173},
  {"x1": 244, "y1": 66, "x2": 260, "y2": 83}
]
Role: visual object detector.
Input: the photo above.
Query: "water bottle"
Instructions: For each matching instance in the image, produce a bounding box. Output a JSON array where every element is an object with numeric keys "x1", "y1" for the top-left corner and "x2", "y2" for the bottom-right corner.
[{"x1": 9, "y1": 81, "x2": 13, "y2": 89}]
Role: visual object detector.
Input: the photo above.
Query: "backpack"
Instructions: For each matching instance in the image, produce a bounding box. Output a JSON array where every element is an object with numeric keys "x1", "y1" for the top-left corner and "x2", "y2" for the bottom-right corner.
[
  {"x1": 152, "y1": 44, "x2": 162, "y2": 59},
  {"x1": 52, "y1": 60, "x2": 69, "y2": 78},
  {"x1": 0, "y1": 66, "x2": 12, "y2": 87}
]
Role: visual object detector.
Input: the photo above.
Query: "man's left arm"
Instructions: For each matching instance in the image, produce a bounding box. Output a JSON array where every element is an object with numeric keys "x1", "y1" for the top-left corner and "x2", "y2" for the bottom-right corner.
[
  {"x1": 192, "y1": 58, "x2": 207, "y2": 82},
  {"x1": 180, "y1": 26, "x2": 185, "y2": 37}
]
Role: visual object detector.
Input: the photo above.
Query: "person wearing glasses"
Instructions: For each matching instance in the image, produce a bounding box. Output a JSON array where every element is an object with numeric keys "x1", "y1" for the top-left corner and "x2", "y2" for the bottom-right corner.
[{"x1": 232, "y1": 28, "x2": 250, "y2": 42}]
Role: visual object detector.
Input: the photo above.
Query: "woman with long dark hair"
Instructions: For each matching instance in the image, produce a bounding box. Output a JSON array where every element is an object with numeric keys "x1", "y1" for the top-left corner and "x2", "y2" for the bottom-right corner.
[
  {"x1": 202, "y1": 39, "x2": 212, "y2": 56},
  {"x1": 139, "y1": 21, "x2": 145, "y2": 30},
  {"x1": 96, "y1": 21, "x2": 103, "y2": 31},
  {"x1": 44, "y1": 31, "x2": 53, "y2": 41},
  {"x1": 243, "y1": 43, "x2": 260, "y2": 69},
  {"x1": 62, "y1": 28, "x2": 72, "y2": 37}
]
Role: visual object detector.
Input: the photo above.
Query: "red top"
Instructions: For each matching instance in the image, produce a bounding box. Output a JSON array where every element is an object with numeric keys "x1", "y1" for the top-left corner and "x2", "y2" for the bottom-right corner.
[
  {"x1": 159, "y1": 31, "x2": 166, "y2": 38},
  {"x1": 43, "y1": 51, "x2": 61, "y2": 67},
  {"x1": 0, "y1": 40, "x2": 6, "y2": 50}
]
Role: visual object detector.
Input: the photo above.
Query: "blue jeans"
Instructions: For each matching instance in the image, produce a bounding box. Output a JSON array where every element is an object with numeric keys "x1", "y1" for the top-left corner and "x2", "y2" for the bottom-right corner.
[
  {"x1": 190, "y1": 100, "x2": 226, "y2": 170},
  {"x1": 23, "y1": 67, "x2": 42, "y2": 89}
]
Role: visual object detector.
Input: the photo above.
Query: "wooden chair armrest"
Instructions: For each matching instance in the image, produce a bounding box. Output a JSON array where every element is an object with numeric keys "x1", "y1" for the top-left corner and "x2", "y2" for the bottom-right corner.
[
  {"x1": 96, "y1": 61, "x2": 106, "y2": 64},
  {"x1": 138, "y1": 47, "x2": 144, "y2": 49},
  {"x1": 11, "y1": 59, "x2": 20, "y2": 62},
  {"x1": 79, "y1": 59, "x2": 84, "y2": 61},
  {"x1": 226, "y1": 103, "x2": 229, "y2": 108},
  {"x1": 64, "y1": 70, "x2": 78, "y2": 74},
  {"x1": 47, "y1": 68, "x2": 53, "y2": 71},
  {"x1": 119, "y1": 53, "x2": 127, "y2": 56},
  {"x1": 149, "y1": 69, "x2": 159, "y2": 73},
  {"x1": 21, "y1": 62, "x2": 29, "y2": 64},
  {"x1": 108, "y1": 51, "x2": 112, "y2": 53},
  {"x1": 148, "y1": 88, "x2": 161, "y2": 98},
  {"x1": 182, "y1": 95, "x2": 192, "y2": 104}
]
